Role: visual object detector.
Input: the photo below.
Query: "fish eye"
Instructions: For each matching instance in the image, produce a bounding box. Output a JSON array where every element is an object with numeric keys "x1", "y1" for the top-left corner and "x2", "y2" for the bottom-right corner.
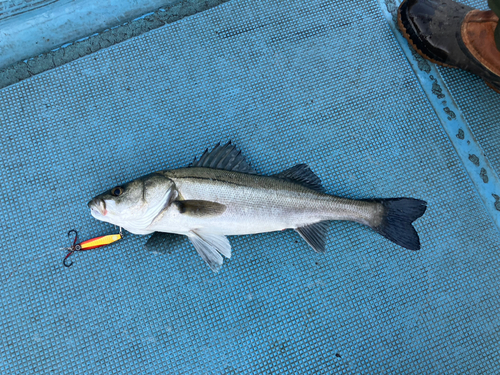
[{"x1": 111, "y1": 187, "x2": 124, "y2": 197}]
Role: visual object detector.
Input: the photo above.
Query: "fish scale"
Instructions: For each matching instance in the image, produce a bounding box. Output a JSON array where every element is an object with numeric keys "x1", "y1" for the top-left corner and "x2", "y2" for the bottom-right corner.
[{"x1": 162, "y1": 168, "x2": 373, "y2": 233}]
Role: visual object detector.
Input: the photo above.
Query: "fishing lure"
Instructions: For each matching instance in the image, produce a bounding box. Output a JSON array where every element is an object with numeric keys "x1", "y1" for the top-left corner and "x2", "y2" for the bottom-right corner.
[{"x1": 63, "y1": 229, "x2": 122, "y2": 267}]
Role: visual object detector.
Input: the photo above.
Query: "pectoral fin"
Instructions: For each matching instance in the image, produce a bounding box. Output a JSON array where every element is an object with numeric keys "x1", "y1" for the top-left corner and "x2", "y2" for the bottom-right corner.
[
  {"x1": 188, "y1": 231, "x2": 232, "y2": 272},
  {"x1": 173, "y1": 200, "x2": 226, "y2": 217}
]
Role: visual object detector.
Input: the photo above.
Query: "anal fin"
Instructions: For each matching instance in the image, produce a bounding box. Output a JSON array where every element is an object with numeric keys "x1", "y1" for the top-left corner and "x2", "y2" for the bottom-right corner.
[{"x1": 295, "y1": 221, "x2": 329, "y2": 253}]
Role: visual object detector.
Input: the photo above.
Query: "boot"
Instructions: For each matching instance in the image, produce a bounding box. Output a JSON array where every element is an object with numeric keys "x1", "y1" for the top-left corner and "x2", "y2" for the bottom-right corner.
[{"x1": 398, "y1": 0, "x2": 500, "y2": 93}]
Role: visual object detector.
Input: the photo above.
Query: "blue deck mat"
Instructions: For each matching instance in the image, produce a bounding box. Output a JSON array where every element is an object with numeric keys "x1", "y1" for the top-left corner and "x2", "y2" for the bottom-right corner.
[
  {"x1": 1, "y1": 0, "x2": 499, "y2": 373},
  {"x1": 439, "y1": 62, "x2": 500, "y2": 173},
  {"x1": 437, "y1": 0, "x2": 500, "y2": 175}
]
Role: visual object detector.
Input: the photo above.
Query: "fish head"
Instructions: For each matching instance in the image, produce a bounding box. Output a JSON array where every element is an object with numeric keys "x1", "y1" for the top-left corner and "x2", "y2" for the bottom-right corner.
[{"x1": 88, "y1": 173, "x2": 174, "y2": 234}]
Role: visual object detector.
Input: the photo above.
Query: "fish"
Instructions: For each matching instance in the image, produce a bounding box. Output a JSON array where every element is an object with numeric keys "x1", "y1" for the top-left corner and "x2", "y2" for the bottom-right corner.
[{"x1": 88, "y1": 142, "x2": 427, "y2": 272}]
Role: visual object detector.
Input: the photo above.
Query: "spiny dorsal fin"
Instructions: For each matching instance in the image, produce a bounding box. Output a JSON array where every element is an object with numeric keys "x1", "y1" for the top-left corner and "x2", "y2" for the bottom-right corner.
[
  {"x1": 275, "y1": 164, "x2": 323, "y2": 192},
  {"x1": 173, "y1": 200, "x2": 227, "y2": 217},
  {"x1": 190, "y1": 141, "x2": 256, "y2": 174},
  {"x1": 295, "y1": 221, "x2": 329, "y2": 253}
]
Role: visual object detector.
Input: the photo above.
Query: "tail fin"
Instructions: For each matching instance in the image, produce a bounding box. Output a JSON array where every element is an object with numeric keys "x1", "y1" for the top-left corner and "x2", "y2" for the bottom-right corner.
[{"x1": 370, "y1": 198, "x2": 427, "y2": 250}]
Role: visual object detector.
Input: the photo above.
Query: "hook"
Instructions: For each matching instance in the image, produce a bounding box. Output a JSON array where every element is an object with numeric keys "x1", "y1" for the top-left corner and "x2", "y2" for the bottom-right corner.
[
  {"x1": 63, "y1": 229, "x2": 78, "y2": 267},
  {"x1": 63, "y1": 251, "x2": 74, "y2": 267},
  {"x1": 68, "y1": 229, "x2": 78, "y2": 246}
]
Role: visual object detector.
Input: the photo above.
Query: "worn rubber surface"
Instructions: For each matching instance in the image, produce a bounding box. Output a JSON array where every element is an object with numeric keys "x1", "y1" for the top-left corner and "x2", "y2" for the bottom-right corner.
[{"x1": 0, "y1": 0, "x2": 499, "y2": 373}]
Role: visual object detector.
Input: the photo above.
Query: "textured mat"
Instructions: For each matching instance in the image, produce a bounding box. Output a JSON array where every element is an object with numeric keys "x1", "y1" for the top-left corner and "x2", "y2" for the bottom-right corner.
[
  {"x1": 1, "y1": 0, "x2": 499, "y2": 373},
  {"x1": 439, "y1": 63, "x2": 500, "y2": 174}
]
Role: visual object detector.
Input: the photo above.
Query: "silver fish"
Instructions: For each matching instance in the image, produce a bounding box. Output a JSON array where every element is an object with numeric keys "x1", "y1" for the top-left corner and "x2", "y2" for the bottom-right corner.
[{"x1": 89, "y1": 142, "x2": 427, "y2": 272}]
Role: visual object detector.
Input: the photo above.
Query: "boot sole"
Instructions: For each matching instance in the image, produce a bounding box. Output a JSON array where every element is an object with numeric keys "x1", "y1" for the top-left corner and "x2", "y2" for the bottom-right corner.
[{"x1": 397, "y1": 0, "x2": 455, "y2": 68}]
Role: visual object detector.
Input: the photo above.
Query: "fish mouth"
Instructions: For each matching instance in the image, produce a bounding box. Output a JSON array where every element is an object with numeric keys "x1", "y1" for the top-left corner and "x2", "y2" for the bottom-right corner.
[{"x1": 88, "y1": 198, "x2": 107, "y2": 217}]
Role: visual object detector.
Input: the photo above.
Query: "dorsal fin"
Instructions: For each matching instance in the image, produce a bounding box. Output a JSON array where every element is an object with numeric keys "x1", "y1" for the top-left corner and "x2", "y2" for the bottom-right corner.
[
  {"x1": 189, "y1": 141, "x2": 256, "y2": 174},
  {"x1": 275, "y1": 164, "x2": 323, "y2": 192}
]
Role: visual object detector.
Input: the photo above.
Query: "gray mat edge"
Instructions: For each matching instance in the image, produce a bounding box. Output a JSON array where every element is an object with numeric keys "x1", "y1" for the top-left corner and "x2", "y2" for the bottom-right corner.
[{"x1": 0, "y1": 0, "x2": 230, "y2": 90}]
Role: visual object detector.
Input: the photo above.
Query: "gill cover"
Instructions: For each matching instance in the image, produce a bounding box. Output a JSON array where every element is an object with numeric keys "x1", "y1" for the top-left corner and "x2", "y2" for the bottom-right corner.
[{"x1": 90, "y1": 173, "x2": 175, "y2": 234}]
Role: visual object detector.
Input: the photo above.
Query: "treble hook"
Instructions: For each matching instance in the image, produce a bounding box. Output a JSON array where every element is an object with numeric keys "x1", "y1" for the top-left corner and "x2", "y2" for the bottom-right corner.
[{"x1": 63, "y1": 229, "x2": 80, "y2": 267}]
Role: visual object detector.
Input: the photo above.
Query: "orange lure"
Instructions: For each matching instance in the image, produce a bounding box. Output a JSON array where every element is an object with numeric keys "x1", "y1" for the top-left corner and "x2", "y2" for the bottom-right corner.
[{"x1": 63, "y1": 229, "x2": 122, "y2": 267}]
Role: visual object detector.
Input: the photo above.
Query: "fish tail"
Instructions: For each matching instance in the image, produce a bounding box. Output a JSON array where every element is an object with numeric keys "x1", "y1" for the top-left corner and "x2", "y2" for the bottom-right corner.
[{"x1": 370, "y1": 198, "x2": 427, "y2": 250}]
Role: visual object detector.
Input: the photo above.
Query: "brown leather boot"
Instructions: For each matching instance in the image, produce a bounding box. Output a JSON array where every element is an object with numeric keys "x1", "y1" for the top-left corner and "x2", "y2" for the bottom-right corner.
[{"x1": 398, "y1": 0, "x2": 500, "y2": 93}]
